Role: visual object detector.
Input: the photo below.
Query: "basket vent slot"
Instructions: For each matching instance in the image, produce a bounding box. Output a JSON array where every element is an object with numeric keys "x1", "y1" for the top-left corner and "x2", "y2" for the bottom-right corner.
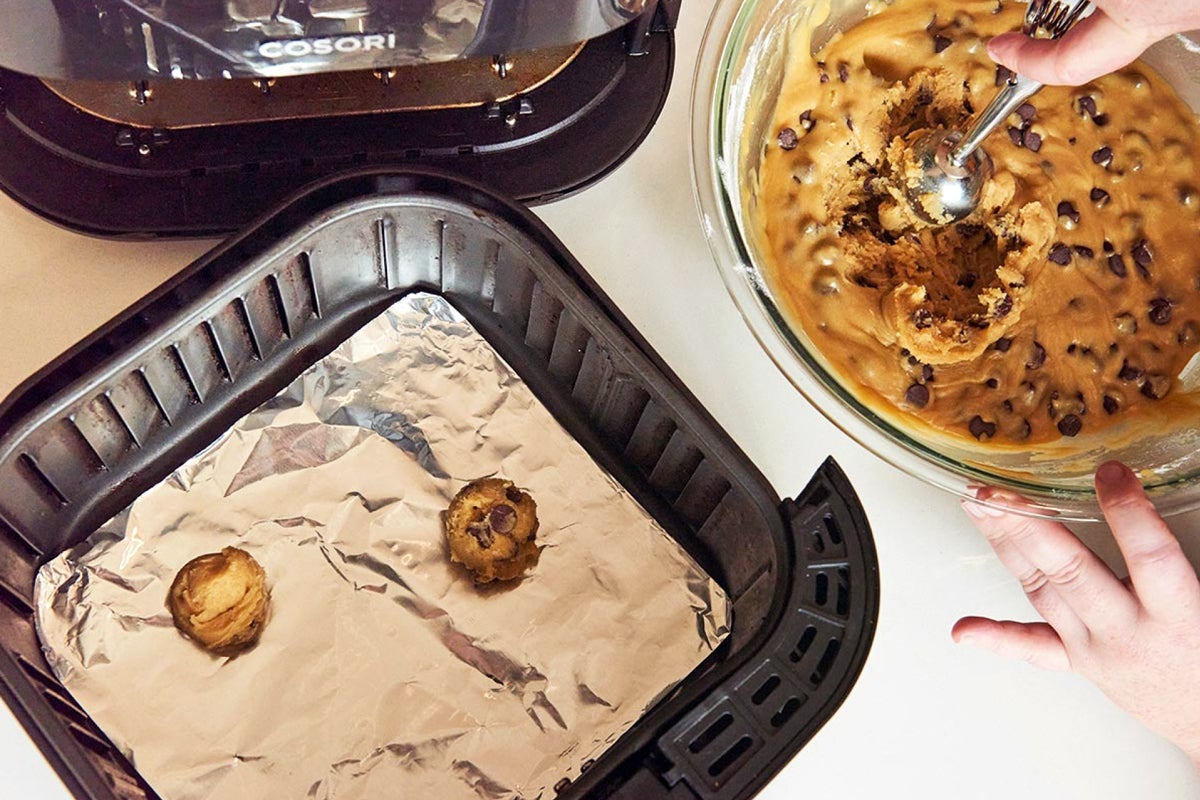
[
  {"x1": 750, "y1": 674, "x2": 780, "y2": 706},
  {"x1": 790, "y1": 625, "x2": 818, "y2": 664},
  {"x1": 523, "y1": 282, "x2": 562, "y2": 359},
  {"x1": 16, "y1": 454, "x2": 68, "y2": 509},
  {"x1": 811, "y1": 638, "x2": 841, "y2": 686},
  {"x1": 770, "y1": 696, "x2": 803, "y2": 728},
  {"x1": 688, "y1": 712, "x2": 732, "y2": 754},
  {"x1": 707, "y1": 735, "x2": 753, "y2": 777}
]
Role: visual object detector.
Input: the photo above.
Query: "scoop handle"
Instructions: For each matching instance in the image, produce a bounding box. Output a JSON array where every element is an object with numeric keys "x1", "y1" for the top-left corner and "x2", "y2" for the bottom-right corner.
[{"x1": 949, "y1": 73, "x2": 1043, "y2": 167}]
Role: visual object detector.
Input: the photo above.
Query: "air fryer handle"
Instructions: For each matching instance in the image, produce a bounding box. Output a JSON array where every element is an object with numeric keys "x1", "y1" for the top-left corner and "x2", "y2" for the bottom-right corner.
[{"x1": 645, "y1": 457, "x2": 880, "y2": 800}]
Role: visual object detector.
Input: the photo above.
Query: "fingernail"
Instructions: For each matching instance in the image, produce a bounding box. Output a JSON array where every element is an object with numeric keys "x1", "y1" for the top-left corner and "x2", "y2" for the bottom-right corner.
[
  {"x1": 962, "y1": 500, "x2": 1006, "y2": 519},
  {"x1": 1096, "y1": 461, "x2": 1126, "y2": 487}
]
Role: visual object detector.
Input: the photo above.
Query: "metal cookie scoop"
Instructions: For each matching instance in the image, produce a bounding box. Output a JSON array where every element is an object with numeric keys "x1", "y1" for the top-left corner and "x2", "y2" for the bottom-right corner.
[{"x1": 905, "y1": 0, "x2": 1092, "y2": 224}]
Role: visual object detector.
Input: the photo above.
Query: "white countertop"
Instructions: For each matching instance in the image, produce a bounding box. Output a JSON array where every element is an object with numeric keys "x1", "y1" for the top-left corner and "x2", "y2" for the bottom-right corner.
[{"x1": 2, "y1": 3, "x2": 1199, "y2": 798}]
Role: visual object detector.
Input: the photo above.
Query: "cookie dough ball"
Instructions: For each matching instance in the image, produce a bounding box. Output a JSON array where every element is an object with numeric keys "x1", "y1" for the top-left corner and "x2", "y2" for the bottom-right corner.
[
  {"x1": 445, "y1": 478, "x2": 540, "y2": 583},
  {"x1": 167, "y1": 547, "x2": 269, "y2": 655}
]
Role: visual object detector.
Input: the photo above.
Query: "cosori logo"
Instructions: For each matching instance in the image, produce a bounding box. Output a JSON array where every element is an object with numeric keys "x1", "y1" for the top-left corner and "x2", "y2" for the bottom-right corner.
[{"x1": 258, "y1": 33, "x2": 397, "y2": 59}]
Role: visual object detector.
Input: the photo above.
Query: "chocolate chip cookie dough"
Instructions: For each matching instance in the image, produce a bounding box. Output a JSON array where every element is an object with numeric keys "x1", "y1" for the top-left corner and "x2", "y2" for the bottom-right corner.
[
  {"x1": 757, "y1": 0, "x2": 1200, "y2": 444},
  {"x1": 167, "y1": 547, "x2": 269, "y2": 655},
  {"x1": 444, "y1": 478, "x2": 540, "y2": 583}
]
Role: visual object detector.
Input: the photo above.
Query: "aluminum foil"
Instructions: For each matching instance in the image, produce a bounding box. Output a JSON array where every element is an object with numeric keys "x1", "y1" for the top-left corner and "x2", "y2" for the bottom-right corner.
[{"x1": 34, "y1": 293, "x2": 730, "y2": 800}]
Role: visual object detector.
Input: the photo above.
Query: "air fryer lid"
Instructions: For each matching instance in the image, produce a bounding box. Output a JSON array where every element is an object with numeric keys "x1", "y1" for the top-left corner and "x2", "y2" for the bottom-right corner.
[
  {"x1": 0, "y1": 1, "x2": 678, "y2": 237},
  {"x1": 0, "y1": 0, "x2": 649, "y2": 80}
]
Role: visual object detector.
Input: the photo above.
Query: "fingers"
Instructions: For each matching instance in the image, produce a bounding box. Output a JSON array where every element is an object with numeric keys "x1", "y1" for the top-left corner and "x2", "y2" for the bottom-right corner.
[
  {"x1": 963, "y1": 498, "x2": 1137, "y2": 639},
  {"x1": 987, "y1": 12, "x2": 1153, "y2": 86},
  {"x1": 1095, "y1": 461, "x2": 1200, "y2": 620},
  {"x1": 952, "y1": 617, "x2": 1071, "y2": 671}
]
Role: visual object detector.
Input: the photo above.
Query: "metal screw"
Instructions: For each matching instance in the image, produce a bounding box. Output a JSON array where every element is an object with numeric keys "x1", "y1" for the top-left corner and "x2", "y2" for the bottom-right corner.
[
  {"x1": 490, "y1": 55, "x2": 512, "y2": 79},
  {"x1": 254, "y1": 78, "x2": 275, "y2": 95},
  {"x1": 374, "y1": 68, "x2": 396, "y2": 86},
  {"x1": 129, "y1": 81, "x2": 151, "y2": 105},
  {"x1": 137, "y1": 143, "x2": 151, "y2": 156}
]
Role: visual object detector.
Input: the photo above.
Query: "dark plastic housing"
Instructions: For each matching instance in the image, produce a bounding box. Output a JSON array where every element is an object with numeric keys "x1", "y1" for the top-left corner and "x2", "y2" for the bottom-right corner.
[
  {"x1": 0, "y1": 169, "x2": 879, "y2": 800},
  {"x1": 0, "y1": 3, "x2": 676, "y2": 237}
]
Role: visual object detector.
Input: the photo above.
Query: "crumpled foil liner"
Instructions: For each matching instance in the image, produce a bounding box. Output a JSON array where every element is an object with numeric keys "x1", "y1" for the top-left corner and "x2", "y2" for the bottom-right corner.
[{"x1": 34, "y1": 293, "x2": 730, "y2": 800}]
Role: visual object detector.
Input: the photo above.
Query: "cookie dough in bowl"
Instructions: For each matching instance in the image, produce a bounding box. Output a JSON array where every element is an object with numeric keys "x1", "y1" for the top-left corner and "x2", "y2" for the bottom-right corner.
[{"x1": 693, "y1": 0, "x2": 1200, "y2": 518}]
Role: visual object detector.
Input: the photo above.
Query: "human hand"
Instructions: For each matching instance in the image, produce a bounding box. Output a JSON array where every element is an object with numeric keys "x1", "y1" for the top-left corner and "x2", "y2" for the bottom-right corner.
[
  {"x1": 953, "y1": 460, "x2": 1200, "y2": 770},
  {"x1": 988, "y1": 0, "x2": 1200, "y2": 86}
]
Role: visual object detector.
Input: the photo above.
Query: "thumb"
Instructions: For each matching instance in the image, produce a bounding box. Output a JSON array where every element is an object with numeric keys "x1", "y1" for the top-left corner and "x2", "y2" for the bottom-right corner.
[
  {"x1": 952, "y1": 617, "x2": 1072, "y2": 671},
  {"x1": 987, "y1": 12, "x2": 1153, "y2": 86}
]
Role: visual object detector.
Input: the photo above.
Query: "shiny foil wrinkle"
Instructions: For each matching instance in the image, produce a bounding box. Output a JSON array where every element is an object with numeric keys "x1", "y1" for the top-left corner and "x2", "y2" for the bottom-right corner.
[{"x1": 35, "y1": 293, "x2": 730, "y2": 800}]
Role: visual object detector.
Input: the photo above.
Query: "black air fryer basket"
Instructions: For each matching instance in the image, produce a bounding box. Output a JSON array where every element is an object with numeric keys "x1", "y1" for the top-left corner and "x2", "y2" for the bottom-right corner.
[{"x1": 0, "y1": 169, "x2": 879, "y2": 800}]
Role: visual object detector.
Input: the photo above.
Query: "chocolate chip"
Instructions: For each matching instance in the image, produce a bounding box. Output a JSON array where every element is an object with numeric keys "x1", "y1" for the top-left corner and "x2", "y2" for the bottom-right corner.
[
  {"x1": 1016, "y1": 102, "x2": 1037, "y2": 122},
  {"x1": 1048, "y1": 243, "x2": 1072, "y2": 265},
  {"x1": 845, "y1": 116, "x2": 854, "y2": 131},
  {"x1": 922, "y1": 364, "x2": 935, "y2": 382},
  {"x1": 1056, "y1": 414, "x2": 1083, "y2": 437},
  {"x1": 1149, "y1": 297, "x2": 1173, "y2": 325},
  {"x1": 1092, "y1": 113, "x2": 1110, "y2": 127},
  {"x1": 905, "y1": 383, "x2": 930, "y2": 407},
  {"x1": 488, "y1": 503, "x2": 517, "y2": 534},
  {"x1": 838, "y1": 62, "x2": 850, "y2": 82},
  {"x1": 1090, "y1": 187, "x2": 1110, "y2": 205},
  {"x1": 1078, "y1": 95, "x2": 1098, "y2": 118},
  {"x1": 913, "y1": 309, "x2": 934, "y2": 329},
  {"x1": 1141, "y1": 374, "x2": 1170, "y2": 400},
  {"x1": 778, "y1": 128, "x2": 799, "y2": 150},
  {"x1": 996, "y1": 65, "x2": 1014, "y2": 86},
  {"x1": 467, "y1": 520, "x2": 495, "y2": 548},
  {"x1": 1002, "y1": 399, "x2": 1014, "y2": 412},
  {"x1": 994, "y1": 294, "x2": 1014, "y2": 318},
  {"x1": 933, "y1": 34, "x2": 952, "y2": 53},
  {"x1": 1018, "y1": 419, "x2": 1032, "y2": 439},
  {"x1": 1023, "y1": 130, "x2": 1043, "y2": 152},
  {"x1": 1179, "y1": 321, "x2": 1200, "y2": 346},
  {"x1": 505, "y1": 486, "x2": 524, "y2": 503},
  {"x1": 1067, "y1": 343, "x2": 1078, "y2": 354},
  {"x1": 819, "y1": 72, "x2": 829, "y2": 83},
  {"x1": 957, "y1": 274, "x2": 978, "y2": 290},
  {"x1": 916, "y1": 85, "x2": 934, "y2": 106},
  {"x1": 1092, "y1": 146, "x2": 1113, "y2": 167},
  {"x1": 955, "y1": 222, "x2": 983, "y2": 237},
  {"x1": 1026, "y1": 341, "x2": 1046, "y2": 370},
  {"x1": 1056, "y1": 201, "x2": 1081, "y2": 224},
  {"x1": 1072, "y1": 245, "x2": 1094, "y2": 259},
  {"x1": 994, "y1": 336, "x2": 1013, "y2": 352},
  {"x1": 1103, "y1": 395, "x2": 1119, "y2": 414},
  {"x1": 1118, "y1": 360, "x2": 1144, "y2": 381},
  {"x1": 1007, "y1": 126, "x2": 1024, "y2": 146},
  {"x1": 1106, "y1": 254, "x2": 1127, "y2": 278},
  {"x1": 968, "y1": 415, "x2": 998, "y2": 440},
  {"x1": 986, "y1": 378, "x2": 999, "y2": 388},
  {"x1": 1069, "y1": 136, "x2": 1077, "y2": 145},
  {"x1": 1132, "y1": 239, "x2": 1153, "y2": 267}
]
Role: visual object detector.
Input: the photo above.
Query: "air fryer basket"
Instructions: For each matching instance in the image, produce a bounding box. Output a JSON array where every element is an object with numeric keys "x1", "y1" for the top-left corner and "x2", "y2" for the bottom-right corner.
[{"x1": 0, "y1": 169, "x2": 879, "y2": 800}]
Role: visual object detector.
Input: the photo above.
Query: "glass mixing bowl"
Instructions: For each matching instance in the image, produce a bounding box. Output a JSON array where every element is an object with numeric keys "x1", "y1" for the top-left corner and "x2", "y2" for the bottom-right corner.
[{"x1": 691, "y1": 0, "x2": 1200, "y2": 520}]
